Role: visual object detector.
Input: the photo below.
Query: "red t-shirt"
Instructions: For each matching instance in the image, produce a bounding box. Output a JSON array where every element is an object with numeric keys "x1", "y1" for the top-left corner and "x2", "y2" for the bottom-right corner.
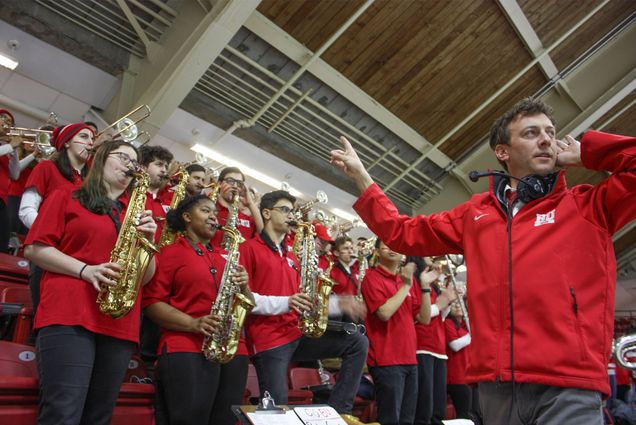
[
  {"x1": 330, "y1": 261, "x2": 360, "y2": 296},
  {"x1": 142, "y1": 237, "x2": 247, "y2": 354},
  {"x1": 212, "y1": 201, "x2": 257, "y2": 247},
  {"x1": 362, "y1": 266, "x2": 420, "y2": 367},
  {"x1": 415, "y1": 286, "x2": 446, "y2": 355},
  {"x1": 240, "y1": 234, "x2": 301, "y2": 354},
  {"x1": 25, "y1": 160, "x2": 82, "y2": 199},
  {"x1": 446, "y1": 319, "x2": 470, "y2": 384},
  {"x1": 145, "y1": 191, "x2": 172, "y2": 244},
  {"x1": 8, "y1": 166, "x2": 33, "y2": 197},
  {"x1": 25, "y1": 187, "x2": 141, "y2": 342}
]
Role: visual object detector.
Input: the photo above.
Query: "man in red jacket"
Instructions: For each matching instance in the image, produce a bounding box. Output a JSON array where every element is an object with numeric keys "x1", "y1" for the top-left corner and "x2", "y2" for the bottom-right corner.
[{"x1": 330, "y1": 97, "x2": 636, "y2": 425}]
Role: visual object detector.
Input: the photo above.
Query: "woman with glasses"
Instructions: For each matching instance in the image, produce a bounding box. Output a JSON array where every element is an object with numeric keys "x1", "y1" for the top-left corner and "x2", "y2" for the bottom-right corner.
[
  {"x1": 24, "y1": 140, "x2": 157, "y2": 425},
  {"x1": 18, "y1": 123, "x2": 96, "y2": 313},
  {"x1": 142, "y1": 194, "x2": 253, "y2": 425},
  {"x1": 211, "y1": 166, "x2": 263, "y2": 247}
]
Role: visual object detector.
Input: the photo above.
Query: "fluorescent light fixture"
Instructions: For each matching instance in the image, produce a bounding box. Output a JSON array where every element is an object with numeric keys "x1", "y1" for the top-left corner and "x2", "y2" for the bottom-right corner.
[
  {"x1": 191, "y1": 143, "x2": 303, "y2": 197},
  {"x1": 0, "y1": 52, "x2": 18, "y2": 70}
]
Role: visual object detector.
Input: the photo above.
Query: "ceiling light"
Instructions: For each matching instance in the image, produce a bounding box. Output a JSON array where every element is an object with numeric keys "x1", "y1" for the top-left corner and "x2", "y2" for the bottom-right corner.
[{"x1": 0, "y1": 40, "x2": 19, "y2": 70}]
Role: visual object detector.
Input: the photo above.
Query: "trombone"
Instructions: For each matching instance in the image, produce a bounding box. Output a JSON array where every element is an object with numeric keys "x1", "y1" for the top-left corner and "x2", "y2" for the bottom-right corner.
[{"x1": 97, "y1": 105, "x2": 151, "y2": 144}]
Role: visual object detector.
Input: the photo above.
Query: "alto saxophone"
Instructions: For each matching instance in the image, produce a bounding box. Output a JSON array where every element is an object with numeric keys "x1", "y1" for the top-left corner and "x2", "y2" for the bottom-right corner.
[
  {"x1": 97, "y1": 171, "x2": 159, "y2": 318},
  {"x1": 221, "y1": 192, "x2": 240, "y2": 250},
  {"x1": 202, "y1": 200, "x2": 254, "y2": 363},
  {"x1": 158, "y1": 167, "x2": 189, "y2": 247},
  {"x1": 293, "y1": 221, "x2": 337, "y2": 338}
]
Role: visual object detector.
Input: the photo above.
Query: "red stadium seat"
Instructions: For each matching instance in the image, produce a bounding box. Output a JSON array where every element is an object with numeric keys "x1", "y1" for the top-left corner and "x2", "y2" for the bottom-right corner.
[
  {"x1": 288, "y1": 367, "x2": 335, "y2": 389},
  {"x1": 0, "y1": 341, "x2": 37, "y2": 378},
  {"x1": 245, "y1": 363, "x2": 313, "y2": 405},
  {"x1": 0, "y1": 254, "x2": 29, "y2": 286},
  {"x1": 0, "y1": 286, "x2": 32, "y2": 308}
]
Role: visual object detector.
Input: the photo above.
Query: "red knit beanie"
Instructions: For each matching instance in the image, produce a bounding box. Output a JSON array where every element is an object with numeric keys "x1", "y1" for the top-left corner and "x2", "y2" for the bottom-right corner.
[
  {"x1": 0, "y1": 109, "x2": 15, "y2": 126},
  {"x1": 51, "y1": 123, "x2": 94, "y2": 151}
]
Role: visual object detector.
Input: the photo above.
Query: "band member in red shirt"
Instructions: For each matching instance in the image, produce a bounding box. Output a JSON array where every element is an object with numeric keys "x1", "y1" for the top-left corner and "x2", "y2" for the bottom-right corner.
[
  {"x1": 24, "y1": 140, "x2": 157, "y2": 425},
  {"x1": 240, "y1": 190, "x2": 368, "y2": 425},
  {"x1": 185, "y1": 163, "x2": 206, "y2": 196},
  {"x1": 143, "y1": 195, "x2": 253, "y2": 425},
  {"x1": 138, "y1": 145, "x2": 174, "y2": 244},
  {"x1": 445, "y1": 301, "x2": 474, "y2": 421},
  {"x1": 211, "y1": 166, "x2": 262, "y2": 247},
  {"x1": 0, "y1": 108, "x2": 21, "y2": 252}
]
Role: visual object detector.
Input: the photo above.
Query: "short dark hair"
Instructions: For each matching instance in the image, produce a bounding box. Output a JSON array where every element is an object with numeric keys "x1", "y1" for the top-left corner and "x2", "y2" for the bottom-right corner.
[
  {"x1": 333, "y1": 236, "x2": 353, "y2": 252},
  {"x1": 166, "y1": 194, "x2": 214, "y2": 232},
  {"x1": 186, "y1": 164, "x2": 206, "y2": 174},
  {"x1": 218, "y1": 166, "x2": 245, "y2": 183},
  {"x1": 374, "y1": 238, "x2": 382, "y2": 249},
  {"x1": 84, "y1": 121, "x2": 98, "y2": 132},
  {"x1": 489, "y1": 98, "x2": 556, "y2": 169},
  {"x1": 259, "y1": 190, "x2": 296, "y2": 216},
  {"x1": 138, "y1": 145, "x2": 174, "y2": 167}
]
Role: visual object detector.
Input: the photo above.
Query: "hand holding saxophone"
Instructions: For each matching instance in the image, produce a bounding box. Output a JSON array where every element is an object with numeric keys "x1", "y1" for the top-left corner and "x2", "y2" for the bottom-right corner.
[
  {"x1": 190, "y1": 314, "x2": 221, "y2": 337},
  {"x1": 289, "y1": 293, "x2": 313, "y2": 314},
  {"x1": 81, "y1": 262, "x2": 124, "y2": 292},
  {"x1": 135, "y1": 209, "x2": 157, "y2": 241},
  {"x1": 230, "y1": 265, "x2": 249, "y2": 288}
]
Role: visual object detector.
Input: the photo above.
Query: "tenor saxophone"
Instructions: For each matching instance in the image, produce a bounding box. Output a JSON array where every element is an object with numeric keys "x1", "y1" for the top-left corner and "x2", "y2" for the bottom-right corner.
[
  {"x1": 293, "y1": 221, "x2": 337, "y2": 338},
  {"x1": 202, "y1": 204, "x2": 254, "y2": 363},
  {"x1": 97, "y1": 171, "x2": 159, "y2": 318},
  {"x1": 158, "y1": 167, "x2": 189, "y2": 247}
]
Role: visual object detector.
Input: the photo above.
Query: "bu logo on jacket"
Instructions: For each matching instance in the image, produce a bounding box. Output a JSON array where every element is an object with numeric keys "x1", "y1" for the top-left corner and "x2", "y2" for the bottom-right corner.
[{"x1": 534, "y1": 209, "x2": 556, "y2": 227}]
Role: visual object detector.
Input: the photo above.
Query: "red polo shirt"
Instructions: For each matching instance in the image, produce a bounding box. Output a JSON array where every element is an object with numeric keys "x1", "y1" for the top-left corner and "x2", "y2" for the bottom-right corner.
[
  {"x1": 362, "y1": 265, "x2": 420, "y2": 367},
  {"x1": 240, "y1": 233, "x2": 301, "y2": 354},
  {"x1": 212, "y1": 201, "x2": 257, "y2": 247},
  {"x1": 8, "y1": 166, "x2": 33, "y2": 197},
  {"x1": 145, "y1": 191, "x2": 173, "y2": 244},
  {"x1": 415, "y1": 285, "x2": 446, "y2": 355},
  {"x1": 330, "y1": 261, "x2": 360, "y2": 296},
  {"x1": 446, "y1": 319, "x2": 470, "y2": 384},
  {"x1": 25, "y1": 160, "x2": 82, "y2": 199},
  {"x1": 142, "y1": 237, "x2": 245, "y2": 354},
  {"x1": 25, "y1": 187, "x2": 140, "y2": 342}
]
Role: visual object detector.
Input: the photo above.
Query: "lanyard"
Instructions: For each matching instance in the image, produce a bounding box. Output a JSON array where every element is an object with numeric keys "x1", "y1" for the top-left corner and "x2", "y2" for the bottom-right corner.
[
  {"x1": 184, "y1": 237, "x2": 219, "y2": 290},
  {"x1": 106, "y1": 200, "x2": 124, "y2": 234}
]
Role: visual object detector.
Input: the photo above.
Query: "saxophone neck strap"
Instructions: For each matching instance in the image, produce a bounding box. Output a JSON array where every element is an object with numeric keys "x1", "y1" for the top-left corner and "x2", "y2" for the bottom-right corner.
[
  {"x1": 107, "y1": 199, "x2": 125, "y2": 234},
  {"x1": 184, "y1": 236, "x2": 218, "y2": 288}
]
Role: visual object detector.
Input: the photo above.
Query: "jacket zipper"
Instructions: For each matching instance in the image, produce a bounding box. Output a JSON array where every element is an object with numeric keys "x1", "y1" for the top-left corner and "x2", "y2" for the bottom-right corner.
[{"x1": 570, "y1": 287, "x2": 586, "y2": 361}]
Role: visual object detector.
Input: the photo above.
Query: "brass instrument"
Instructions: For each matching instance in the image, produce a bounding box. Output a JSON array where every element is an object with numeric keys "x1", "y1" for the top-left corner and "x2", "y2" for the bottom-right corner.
[
  {"x1": 97, "y1": 170, "x2": 159, "y2": 318},
  {"x1": 158, "y1": 166, "x2": 190, "y2": 248},
  {"x1": 6, "y1": 127, "x2": 56, "y2": 157},
  {"x1": 356, "y1": 237, "x2": 376, "y2": 300},
  {"x1": 441, "y1": 254, "x2": 470, "y2": 333},
  {"x1": 295, "y1": 190, "x2": 328, "y2": 221},
  {"x1": 202, "y1": 216, "x2": 254, "y2": 363},
  {"x1": 97, "y1": 105, "x2": 151, "y2": 144},
  {"x1": 293, "y1": 221, "x2": 337, "y2": 338},
  {"x1": 222, "y1": 192, "x2": 240, "y2": 250},
  {"x1": 614, "y1": 333, "x2": 636, "y2": 369},
  {"x1": 205, "y1": 181, "x2": 220, "y2": 203}
]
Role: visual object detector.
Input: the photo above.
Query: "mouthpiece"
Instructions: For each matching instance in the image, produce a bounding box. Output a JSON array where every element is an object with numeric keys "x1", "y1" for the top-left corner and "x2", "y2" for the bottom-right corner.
[{"x1": 287, "y1": 220, "x2": 298, "y2": 226}]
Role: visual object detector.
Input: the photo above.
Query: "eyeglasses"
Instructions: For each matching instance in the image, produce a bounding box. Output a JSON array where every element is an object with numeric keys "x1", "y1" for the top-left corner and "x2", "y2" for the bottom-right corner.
[
  {"x1": 109, "y1": 151, "x2": 139, "y2": 169},
  {"x1": 271, "y1": 205, "x2": 294, "y2": 214},
  {"x1": 222, "y1": 177, "x2": 244, "y2": 187}
]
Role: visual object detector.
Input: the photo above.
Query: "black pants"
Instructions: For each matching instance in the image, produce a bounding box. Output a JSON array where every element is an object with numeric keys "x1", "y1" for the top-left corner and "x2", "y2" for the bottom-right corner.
[
  {"x1": 414, "y1": 354, "x2": 447, "y2": 425},
  {"x1": 36, "y1": 325, "x2": 134, "y2": 425},
  {"x1": 370, "y1": 365, "x2": 418, "y2": 425},
  {"x1": 447, "y1": 384, "x2": 472, "y2": 419},
  {"x1": 251, "y1": 331, "x2": 368, "y2": 414},
  {"x1": 157, "y1": 352, "x2": 248, "y2": 425},
  {"x1": 28, "y1": 263, "x2": 43, "y2": 317}
]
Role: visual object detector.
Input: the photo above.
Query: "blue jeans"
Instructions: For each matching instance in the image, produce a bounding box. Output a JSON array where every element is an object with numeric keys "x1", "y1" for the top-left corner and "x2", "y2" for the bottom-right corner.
[
  {"x1": 251, "y1": 330, "x2": 368, "y2": 414},
  {"x1": 370, "y1": 365, "x2": 418, "y2": 425}
]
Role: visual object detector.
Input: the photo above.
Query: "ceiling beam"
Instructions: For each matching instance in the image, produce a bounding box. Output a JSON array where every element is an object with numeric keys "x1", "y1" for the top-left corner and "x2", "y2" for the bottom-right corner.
[
  {"x1": 496, "y1": 0, "x2": 581, "y2": 109},
  {"x1": 243, "y1": 11, "x2": 455, "y2": 171},
  {"x1": 104, "y1": 0, "x2": 261, "y2": 135}
]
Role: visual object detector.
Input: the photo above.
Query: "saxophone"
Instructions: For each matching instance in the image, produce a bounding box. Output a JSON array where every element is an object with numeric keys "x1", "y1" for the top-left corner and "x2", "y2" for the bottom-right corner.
[
  {"x1": 293, "y1": 221, "x2": 337, "y2": 338},
  {"x1": 158, "y1": 167, "x2": 189, "y2": 247},
  {"x1": 97, "y1": 171, "x2": 159, "y2": 318},
  {"x1": 221, "y1": 192, "x2": 240, "y2": 250},
  {"x1": 202, "y1": 220, "x2": 254, "y2": 363}
]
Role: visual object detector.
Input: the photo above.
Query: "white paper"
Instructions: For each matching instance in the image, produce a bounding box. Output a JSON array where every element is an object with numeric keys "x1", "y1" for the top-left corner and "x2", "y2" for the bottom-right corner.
[
  {"x1": 246, "y1": 410, "x2": 305, "y2": 425},
  {"x1": 442, "y1": 420, "x2": 474, "y2": 425},
  {"x1": 293, "y1": 406, "x2": 347, "y2": 425}
]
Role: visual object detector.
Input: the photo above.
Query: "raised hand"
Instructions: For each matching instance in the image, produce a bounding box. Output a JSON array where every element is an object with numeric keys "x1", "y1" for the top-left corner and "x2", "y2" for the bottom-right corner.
[
  {"x1": 330, "y1": 136, "x2": 374, "y2": 192},
  {"x1": 556, "y1": 134, "x2": 582, "y2": 168}
]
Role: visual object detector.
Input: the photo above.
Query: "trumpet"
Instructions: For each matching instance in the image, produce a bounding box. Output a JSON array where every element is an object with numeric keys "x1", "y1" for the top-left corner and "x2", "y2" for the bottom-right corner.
[
  {"x1": 295, "y1": 190, "x2": 328, "y2": 220},
  {"x1": 97, "y1": 105, "x2": 151, "y2": 144},
  {"x1": 7, "y1": 127, "x2": 53, "y2": 145}
]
